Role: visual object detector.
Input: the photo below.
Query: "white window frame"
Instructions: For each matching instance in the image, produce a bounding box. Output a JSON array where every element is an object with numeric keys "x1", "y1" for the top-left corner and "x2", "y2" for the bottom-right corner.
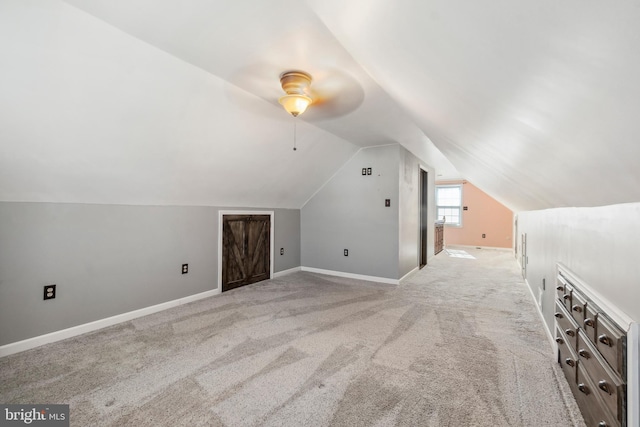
[{"x1": 435, "y1": 184, "x2": 463, "y2": 227}]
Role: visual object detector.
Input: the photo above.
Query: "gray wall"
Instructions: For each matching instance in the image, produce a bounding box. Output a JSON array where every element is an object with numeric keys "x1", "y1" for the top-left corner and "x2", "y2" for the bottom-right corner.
[
  {"x1": 0, "y1": 202, "x2": 300, "y2": 345},
  {"x1": 273, "y1": 208, "x2": 301, "y2": 272},
  {"x1": 301, "y1": 145, "x2": 401, "y2": 279},
  {"x1": 398, "y1": 147, "x2": 436, "y2": 277},
  {"x1": 517, "y1": 202, "x2": 640, "y2": 335}
]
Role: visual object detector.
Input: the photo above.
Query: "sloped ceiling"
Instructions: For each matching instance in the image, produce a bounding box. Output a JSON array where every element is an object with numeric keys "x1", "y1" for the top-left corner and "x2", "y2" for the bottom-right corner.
[{"x1": 2, "y1": 0, "x2": 640, "y2": 211}]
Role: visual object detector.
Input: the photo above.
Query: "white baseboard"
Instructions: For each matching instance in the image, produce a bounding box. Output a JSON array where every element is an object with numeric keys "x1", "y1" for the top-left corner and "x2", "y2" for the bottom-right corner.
[
  {"x1": 446, "y1": 244, "x2": 513, "y2": 252},
  {"x1": 273, "y1": 267, "x2": 302, "y2": 278},
  {"x1": 301, "y1": 267, "x2": 399, "y2": 285},
  {"x1": 523, "y1": 278, "x2": 556, "y2": 352},
  {"x1": 399, "y1": 266, "x2": 420, "y2": 283},
  {"x1": 0, "y1": 288, "x2": 221, "y2": 358}
]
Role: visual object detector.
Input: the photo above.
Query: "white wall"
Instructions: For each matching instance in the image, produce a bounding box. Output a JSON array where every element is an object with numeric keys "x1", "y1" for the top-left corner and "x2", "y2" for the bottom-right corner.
[
  {"x1": 518, "y1": 202, "x2": 640, "y2": 427},
  {"x1": 517, "y1": 202, "x2": 640, "y2": 330},
  {"x1": 0, "y1": 0, "x2": 358, "y2": 209}
]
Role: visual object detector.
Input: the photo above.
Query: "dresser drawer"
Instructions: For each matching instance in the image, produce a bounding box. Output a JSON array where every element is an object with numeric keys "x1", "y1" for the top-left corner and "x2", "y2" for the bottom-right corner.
[
  {"x1": 561, "y1": 283, "x2": 574, "y2": 311},
  {"x1": 556, "y1": 274, "x2": 567, "y2": 300},
  {"x1": 555, "y1": 300, "x2": 579, "y2": 349},
  {"x1": 556, "y1": 326, "x2": 578, "y2": 391},
  {"x1": 577, "y1": 330, "x2": 625, "y2": 423},
  {"x1": 575, "y1": 363, "x2": 619, "y2": 427},
  {"x1": 583, "y1": 304, "x2": 598, "y2": 344},
  {"x1": 596, "y1": 314, "x2": 626, "y2": 377},
  {"x1": 570, "y1": 290, "x2": 588, "y2": 324}
]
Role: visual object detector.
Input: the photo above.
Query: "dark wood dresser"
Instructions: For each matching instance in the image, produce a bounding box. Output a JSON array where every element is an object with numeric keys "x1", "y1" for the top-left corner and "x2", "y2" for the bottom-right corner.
[
  {"x1": 555, "y1": 265, "x2": 628, "y2": 427},
  {"x1": 434, "y1": 220, "x2": 444, "y2": 255}
]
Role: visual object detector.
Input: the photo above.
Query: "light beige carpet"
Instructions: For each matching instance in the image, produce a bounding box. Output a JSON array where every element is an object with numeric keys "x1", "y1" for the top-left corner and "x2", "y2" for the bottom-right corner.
[{"x1": 0, "y1": 247, "x2": 584, "y2": 426}]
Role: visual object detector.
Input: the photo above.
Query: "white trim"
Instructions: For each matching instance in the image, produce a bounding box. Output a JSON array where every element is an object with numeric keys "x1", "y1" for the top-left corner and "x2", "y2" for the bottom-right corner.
[
  {"x1": 628, "y1": 322, "x2": 640, "y2": 427},
  {"x1": 435, "y1": 183, "x2": 463, "y2": 227},
  {"x1": 399, "y1": 266, "x2": 419, "y2": 283},
  {"x1": 523, "y1": 278, "x2": 556, "y2": 351},
  {"x1": 301, "y1": 267, "x2": 399, "y2": 285},
  {"x1": 445, "y1": 244, "x2": 514, "y2": 252},
  {"x1": 273, "y1": 267, "x2": 301, "y2": 278},
  {"x1": 218, "y1": 210, "x2": 275, "y2": 290},
  {"x1": 557, "y1": 263, "x2": 634, "y2": 328},
  {"x1": 0, "y1": 288, "x2": 220, "y2": 358}
]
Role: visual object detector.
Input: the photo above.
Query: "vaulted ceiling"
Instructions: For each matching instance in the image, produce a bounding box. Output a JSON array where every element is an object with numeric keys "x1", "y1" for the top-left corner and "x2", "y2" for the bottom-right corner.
[{"x1": 1, "y1": 0, "x2": 639, "y2": 211}]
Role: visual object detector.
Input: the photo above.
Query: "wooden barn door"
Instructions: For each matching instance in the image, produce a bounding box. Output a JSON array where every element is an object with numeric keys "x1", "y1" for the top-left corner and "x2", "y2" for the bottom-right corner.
[{"x1": 222, "y1": 214, "x2": 270, "y2": 292}]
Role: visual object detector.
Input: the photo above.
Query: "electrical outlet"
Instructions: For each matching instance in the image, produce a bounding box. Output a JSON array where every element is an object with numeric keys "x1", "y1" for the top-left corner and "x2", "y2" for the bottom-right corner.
[
  {"x1": 280, "y1": 248, "x2": 284, "y2": 255},
  {"x1": 182, "y1": 264, "x2": 188, "y2": 274},
  {"x1": 362, "y1": 168, "x2": 366, "y2": 175},
  {"x1": 43, "y1": 284, "x2": 56, "y2": 300},
  {"x1": 344, "y1": 249, "x2": 348, "y2": 256},
  {"x1": 385, "y1": 199, "x2": 390, "y2": 207},
  {"x1": 366, "y1": 168, "x2": 372, "y2": 175}
]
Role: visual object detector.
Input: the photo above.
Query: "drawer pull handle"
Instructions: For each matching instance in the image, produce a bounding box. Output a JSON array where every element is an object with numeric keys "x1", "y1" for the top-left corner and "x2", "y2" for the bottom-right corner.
[
  {"x1": 578, "y1": 349, "x2": 589, "y2": 359},
  {"x1": 563, "y1": 294, "x2": 571, "y2": 300},
  {"x1": 564, "y1": 358, "x2": 575, "y2": 367},
  {"x1": 555, "y1": 337, "x2": 564, "y2": 344},
  {"x1": 584, "y1": 318, "x2": 594, "y2": 327},
  {"x1": 556, "y1": 286, "x2": 563, "y2": 291},
  {"x1": 578, "y1": 383, "x2": 589, "y2": 394},
  {"x1": 572, "y1": 305, "x2": 582, "y2": 313},
  {"x1": 554, "y1": 313, "x2": 563, "y2": 319},
  {"x1": 598, "y1": 334, "x2": 611, "y2": 346},
  {"x1": 598, "y1": 422, "x2": 608, "y2": 427},
  {"x1": 565, "y1": 329, "x2": 575, "y2": 337},
  {"x1": 598, "y1": 381, "x2": 610, "y2": 394}
]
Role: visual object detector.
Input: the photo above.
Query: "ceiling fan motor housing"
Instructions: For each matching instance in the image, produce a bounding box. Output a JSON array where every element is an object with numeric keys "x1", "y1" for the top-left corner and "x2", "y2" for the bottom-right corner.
[{"x1": 279, "y1": 71, "x2": 312, "y2": 95}]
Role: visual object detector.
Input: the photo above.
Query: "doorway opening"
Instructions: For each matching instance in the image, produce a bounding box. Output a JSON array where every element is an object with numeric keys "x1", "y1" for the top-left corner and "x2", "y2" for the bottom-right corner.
[{"x1": 419, "y1": 168, "x2": 429, "y2": 268}]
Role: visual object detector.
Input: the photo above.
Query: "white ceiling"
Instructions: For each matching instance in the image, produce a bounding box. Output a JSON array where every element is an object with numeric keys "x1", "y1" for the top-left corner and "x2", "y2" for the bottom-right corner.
[{"x1": 2, "y1": 0, "x2": 640, "y2": 211}]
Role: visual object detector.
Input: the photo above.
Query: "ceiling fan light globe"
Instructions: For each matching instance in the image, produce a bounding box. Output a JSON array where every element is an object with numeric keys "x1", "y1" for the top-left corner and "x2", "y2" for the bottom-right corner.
[{"x1": 278, "y1": 94, "x2": 312, "y2": 117}]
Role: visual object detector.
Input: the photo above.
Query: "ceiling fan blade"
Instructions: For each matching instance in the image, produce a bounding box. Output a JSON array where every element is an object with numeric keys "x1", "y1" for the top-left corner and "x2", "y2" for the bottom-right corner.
[{"x1": 224, "y1": 64, "x2": 364, "y2": 120}]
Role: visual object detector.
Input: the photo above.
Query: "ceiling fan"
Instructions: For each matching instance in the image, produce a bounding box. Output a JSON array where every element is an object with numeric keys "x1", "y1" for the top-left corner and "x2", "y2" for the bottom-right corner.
[
  {"x1": 278, "y1": 70, "x2": 313, "y2": 117},
  {"x1": 274, "y1": 69, "x2": 366, "y2": 122}
]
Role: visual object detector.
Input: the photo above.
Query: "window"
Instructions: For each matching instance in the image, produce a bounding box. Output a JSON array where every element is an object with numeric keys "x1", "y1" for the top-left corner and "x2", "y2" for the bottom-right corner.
[{"x1": 436, "y1": 184, "x2": 462, "y2": 226}]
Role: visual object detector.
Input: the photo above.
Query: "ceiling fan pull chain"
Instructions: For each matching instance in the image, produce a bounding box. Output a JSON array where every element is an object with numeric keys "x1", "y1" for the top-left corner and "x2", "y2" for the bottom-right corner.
[{"x1": 293, "y1": 119, "x2": 297, "y2": 151}]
